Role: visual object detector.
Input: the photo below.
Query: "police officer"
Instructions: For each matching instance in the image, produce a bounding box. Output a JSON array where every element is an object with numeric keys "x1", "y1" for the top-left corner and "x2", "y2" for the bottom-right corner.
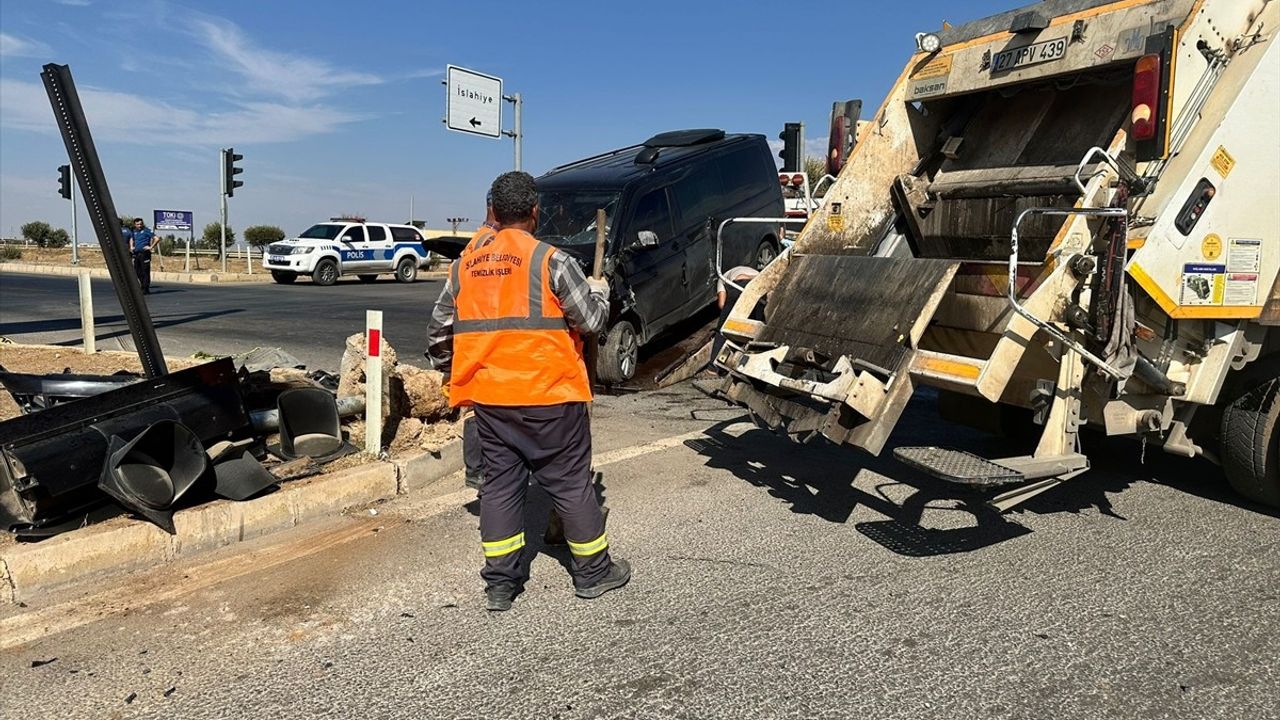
[
  {"x1": 124, "y1": 218, "x2": 158, "y2": 294},
  {"x1": 426, "y1": 171, "x2": 630, "y2": 611}
]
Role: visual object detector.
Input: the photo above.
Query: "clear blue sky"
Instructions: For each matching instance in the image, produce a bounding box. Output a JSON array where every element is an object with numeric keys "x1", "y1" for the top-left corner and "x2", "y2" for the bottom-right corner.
[{"x1": 0, "y1": 0, "x2": 998, "y2": 240}]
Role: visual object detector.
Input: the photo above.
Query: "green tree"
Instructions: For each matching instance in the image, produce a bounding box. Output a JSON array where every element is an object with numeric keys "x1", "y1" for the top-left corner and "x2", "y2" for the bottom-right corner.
[
  {"x1": 804, "y1": 157, "x2": 829, "y2": 198},
  {"x1": 156, "y1": 234, "x2": 178, "y2": 255},
  {"x1": 118, "y1": 215, "x2": 137, "y2": 230},
  {"x1": 200, "y1": 222, "x2": 235, "y2": 255},
  {"x1": 243, "y1": 224, "x2": 285, "y2": 250},
  {"x1": 20, "y1": 221, "x2": 71, "y2": 248}
]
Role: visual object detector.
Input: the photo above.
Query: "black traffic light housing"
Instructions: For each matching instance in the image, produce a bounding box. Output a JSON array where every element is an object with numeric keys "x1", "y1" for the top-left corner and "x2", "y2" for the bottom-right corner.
[
  {"x1": 222, "y1": 147, "x2": 244, "y2": 197},
  {"x1": 778, "y1": 123, "x2": 802, "y2": 173},
  {"x1": 58, "y1": 164, "x2": 71, "y2": 199}
]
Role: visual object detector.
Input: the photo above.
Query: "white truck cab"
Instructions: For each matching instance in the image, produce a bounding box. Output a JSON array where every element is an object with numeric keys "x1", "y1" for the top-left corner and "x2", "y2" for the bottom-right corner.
[{"x1": 263, "y1": 220, "x2": 430, "y2": 286}]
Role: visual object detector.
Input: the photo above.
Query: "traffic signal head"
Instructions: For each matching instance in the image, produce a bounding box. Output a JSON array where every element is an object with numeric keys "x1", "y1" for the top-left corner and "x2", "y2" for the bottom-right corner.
[
  {"x1": 222, "y1": 147, "x2": 244, "y2": 197},
  {"x1": 778, "y1": 123, "x2": 802, "y2": 173},
  {"x1": 58, "y1": 164, "x2": 71, "y2": 200}
]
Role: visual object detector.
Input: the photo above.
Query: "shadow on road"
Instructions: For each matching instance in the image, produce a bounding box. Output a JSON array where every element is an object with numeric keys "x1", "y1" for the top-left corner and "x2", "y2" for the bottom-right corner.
[
  {"x1": 0, "y1": 308, "x2": 244, "y2": 344},
  {"x1": 678, "y1": 390, "x2": 1268, "y2": 557}
]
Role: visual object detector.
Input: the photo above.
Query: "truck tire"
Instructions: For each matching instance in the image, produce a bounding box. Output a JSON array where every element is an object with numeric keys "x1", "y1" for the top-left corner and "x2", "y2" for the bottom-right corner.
[
  {"x1": 357, "y1": 274, "x2": 378, "y2": 283},
  {"x1": 598, "y1": 320, "x2": 639, "y2": 385},
  {"x1": 312, "y1": 259, "x2": 338, "y2": 286},
  {"x1": 754, "y1": 238, "x2": 778, "y2": 270},
  {"x1": 1221, "y1": 373, "x2": 1280, "y2": 507},
  {"x1": 395, "y1": 257, "x2": 418, "y2": 283},
  {"x1": 271, "y1": 271, "x2": 297, "y2": 285}
]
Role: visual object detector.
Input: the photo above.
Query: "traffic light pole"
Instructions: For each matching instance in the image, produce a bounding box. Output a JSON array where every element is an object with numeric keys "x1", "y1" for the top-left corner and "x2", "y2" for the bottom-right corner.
[
  {"x1": 503, "y1": 92, "x2": 523, "y2": 171},
  {"x1": 70, "y1": 176, "x2": 78, "y2": 266},
  {"x1": 220, "y1": 191, "x2": 228, "y2": 274}
]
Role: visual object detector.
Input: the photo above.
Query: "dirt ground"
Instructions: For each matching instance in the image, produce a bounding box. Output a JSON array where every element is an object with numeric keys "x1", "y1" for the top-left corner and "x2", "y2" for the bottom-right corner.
[{"x1": 3, "y1": 246, "x2": 258, "y2": 274}]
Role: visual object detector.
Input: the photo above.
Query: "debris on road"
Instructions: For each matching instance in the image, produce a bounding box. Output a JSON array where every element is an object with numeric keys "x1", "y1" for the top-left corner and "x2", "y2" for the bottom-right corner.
[
  {"x1": 30, "y1": 658, "x2": 58, "y2": 668},
  {"x1": 336, "y1": 332, "x2": 458, "y2": 454}
]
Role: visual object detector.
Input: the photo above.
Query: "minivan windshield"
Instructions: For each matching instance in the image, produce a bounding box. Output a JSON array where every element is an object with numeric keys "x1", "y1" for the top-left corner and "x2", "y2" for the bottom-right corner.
[
  {"x1": 536, "y1": 191, "x2": 620, "y2": 247},
  {"x1": 298, "y1": 223, "x2": 346, "y2": 240}
]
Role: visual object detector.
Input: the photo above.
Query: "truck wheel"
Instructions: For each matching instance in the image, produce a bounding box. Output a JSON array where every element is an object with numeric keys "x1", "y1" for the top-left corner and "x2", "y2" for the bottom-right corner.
[
  {"x1": 754, "y1": 239, "x2": 778, "y2": 270},
  {"x1": 598, "y1": 320, "x2": 639, "y2": 385},
  {"x1": 311, "y1": 259, "x2": 338, "y2": 286},
  {"x1": 271, "y1": 271, "x2": 297, "y2": 285},
  {"x1": 1221, "y1": 373, "x2": 1280, "y2": 507},
  {"x1": 357, "y1": 274, "x2": 378, "y2": 283},
  {"x1": 395, "y1": 257, "x2": 418, "y2": 283}
]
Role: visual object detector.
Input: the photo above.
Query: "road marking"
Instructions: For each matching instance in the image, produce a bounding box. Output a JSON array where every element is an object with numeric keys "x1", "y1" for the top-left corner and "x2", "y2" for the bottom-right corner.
[{"x1": 592, "y1": 429, "x2": 714, "y2": 468}]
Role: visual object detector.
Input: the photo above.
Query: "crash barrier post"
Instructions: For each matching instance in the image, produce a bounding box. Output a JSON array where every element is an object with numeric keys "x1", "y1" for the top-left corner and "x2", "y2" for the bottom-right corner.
[
  {"x1": 78, "y1": 271, "x2": 95, "y2": 354},
  {"x1": 365, "y1": 309, "x2": 383, "y2": 455}
]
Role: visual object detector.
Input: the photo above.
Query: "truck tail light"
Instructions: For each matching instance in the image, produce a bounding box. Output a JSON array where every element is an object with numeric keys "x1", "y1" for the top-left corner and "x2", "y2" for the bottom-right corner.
[
  {"x1": 779, "y1": 173, "x2": 790, "y2": 185},
  {"x1": 1131, "y1": 54, "x2": 1160, "y2": 141},
  {"x1": 791, "y1": 174, "x2": 805, "y2": 186}
]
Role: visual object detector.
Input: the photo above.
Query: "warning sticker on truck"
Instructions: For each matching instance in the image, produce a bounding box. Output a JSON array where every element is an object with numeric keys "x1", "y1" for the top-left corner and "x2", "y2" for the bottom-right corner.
[
  {"x1": 1180, "y1": 263, "x2": 1225, "y2": 306},
  {"x1": 1224, "y1": 273, "x2": 1259, "y2": 305},
  {"x1": 1227, "y1": 238, "x2": 1261, "y2": 273}
]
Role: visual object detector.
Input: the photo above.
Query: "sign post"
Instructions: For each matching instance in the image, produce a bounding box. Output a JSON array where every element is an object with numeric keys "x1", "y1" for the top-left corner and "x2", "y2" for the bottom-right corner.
[
  {"x1": 70, "y1": 179, "x2": 78, "y2": 266},
  {"x1": 154, "y1": 210, "x2": 193, "y2": 272}
]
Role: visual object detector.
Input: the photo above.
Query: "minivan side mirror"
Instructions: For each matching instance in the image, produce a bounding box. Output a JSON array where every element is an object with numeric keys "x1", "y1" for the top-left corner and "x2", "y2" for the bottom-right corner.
[{"x1": 635, "y1": 230, "x2": 660, "y2": 248}]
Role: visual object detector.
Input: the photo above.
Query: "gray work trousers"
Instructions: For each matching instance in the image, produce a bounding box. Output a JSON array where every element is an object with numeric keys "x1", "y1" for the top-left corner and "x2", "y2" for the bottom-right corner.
[{"x1": 474, "y1": 402, "x2": 610, "y2": 588}]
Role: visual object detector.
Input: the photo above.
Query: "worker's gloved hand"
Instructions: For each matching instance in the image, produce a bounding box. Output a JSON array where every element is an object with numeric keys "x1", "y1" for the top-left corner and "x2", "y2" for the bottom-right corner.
[{"x1": 586, "y1": 276, "x2": 609, "y2": 298}]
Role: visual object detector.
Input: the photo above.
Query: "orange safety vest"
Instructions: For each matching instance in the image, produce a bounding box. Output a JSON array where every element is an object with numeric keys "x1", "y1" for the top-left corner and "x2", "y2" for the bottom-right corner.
[
  {"x1": 449, "y1": 228, "x2": 592, "y2": 407},
  {"x1": 465, "y1": 224, "x2": 496, "y2": 254}
]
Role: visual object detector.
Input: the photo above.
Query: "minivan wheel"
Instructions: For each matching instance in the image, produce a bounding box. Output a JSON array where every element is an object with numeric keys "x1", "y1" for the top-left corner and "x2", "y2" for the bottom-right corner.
[
  {"x1": 271, "y1": 271, "x2": 297, "y2": 285},
  {"x1": 598, "y1": 320, "x2": 639, "y2": 385},
  {"x1": 312, "y1": 259, "x2": 339, "y2": 286},
  {"x1": 395, "y1": 257, "x2": 418, "y2": 283},
  {"x1": 754, "y1": 240, "x2": 778, "y2": 270}
]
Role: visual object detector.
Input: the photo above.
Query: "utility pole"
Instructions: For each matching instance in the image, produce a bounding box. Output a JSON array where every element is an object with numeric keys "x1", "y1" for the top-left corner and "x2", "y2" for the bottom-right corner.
[
  {"x1": 447, "y1": 217, "x2": 469, "y2": 235},
  {"x1": 503, "y1": 92, "x2": 523, "y2": 171},
  {"x1": 410, "y1": 194, "x2": 414, "y2": 226}
]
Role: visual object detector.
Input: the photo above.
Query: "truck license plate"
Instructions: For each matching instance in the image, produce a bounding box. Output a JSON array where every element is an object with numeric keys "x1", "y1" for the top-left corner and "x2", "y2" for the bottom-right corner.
[
  {"x1": 269, "y1": 256, "x2": 287, "y2": 264},
  {"x1": 992, "y1": 36, "x2": 1068, "y2": 73}
]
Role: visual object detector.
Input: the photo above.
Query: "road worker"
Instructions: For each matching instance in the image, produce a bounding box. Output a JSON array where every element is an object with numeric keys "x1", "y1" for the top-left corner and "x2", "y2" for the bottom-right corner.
[{"x1": 425, "y1": 171, "x2": 631, "y2": 611}]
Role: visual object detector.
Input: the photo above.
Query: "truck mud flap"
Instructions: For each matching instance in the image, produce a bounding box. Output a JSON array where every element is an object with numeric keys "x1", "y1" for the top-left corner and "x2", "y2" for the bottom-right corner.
[{"x1": 720, "y1": 255, "x2": 958, "y2": 454}]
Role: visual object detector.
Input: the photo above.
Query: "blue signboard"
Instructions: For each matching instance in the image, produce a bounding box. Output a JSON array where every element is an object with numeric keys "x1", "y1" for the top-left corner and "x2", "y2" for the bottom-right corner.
[{"x1": 154, "y1": 210, "x2": 193, "y2": 231}]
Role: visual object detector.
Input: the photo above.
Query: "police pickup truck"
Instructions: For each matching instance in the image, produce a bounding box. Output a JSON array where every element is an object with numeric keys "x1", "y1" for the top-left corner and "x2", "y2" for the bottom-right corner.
[{"x1": 263, "y1": 221, "x2": 431, "y2": 286}]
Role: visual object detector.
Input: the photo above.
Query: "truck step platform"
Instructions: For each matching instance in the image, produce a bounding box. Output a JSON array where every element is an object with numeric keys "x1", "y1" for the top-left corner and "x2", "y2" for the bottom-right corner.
[{"x1": 893, "y1": 447, "x2": 1025, "y2": 487}]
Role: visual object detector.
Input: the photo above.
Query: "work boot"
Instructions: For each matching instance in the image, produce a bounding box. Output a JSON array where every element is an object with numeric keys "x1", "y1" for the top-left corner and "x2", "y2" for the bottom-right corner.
[
  {"x1": 575, "y1": 558, "x2": 631, "y2": 600},
  {"x1": 485, "y1": 582, "x2": 521, "y2": 612},
  {"x1": 464, "y1": 471, "x2": 484, "y2": 491}
]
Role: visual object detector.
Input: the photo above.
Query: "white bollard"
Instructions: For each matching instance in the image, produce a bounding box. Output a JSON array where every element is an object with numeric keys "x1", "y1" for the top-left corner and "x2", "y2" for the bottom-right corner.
[
  {"x1": 78, "y1": 272, "x2": 95, "y2": 354},
  {"x1": 365, "y1": 309, "x2": 384, "y2": 455}
]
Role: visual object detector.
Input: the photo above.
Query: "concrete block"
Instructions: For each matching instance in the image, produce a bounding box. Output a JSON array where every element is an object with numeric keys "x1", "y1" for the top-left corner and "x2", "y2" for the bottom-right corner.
[
  {"x1": 397, "y1": 439, "x2": 465, "y2": 496},
  {"x1": 289, "y1": 463, "x2": 398, "y2": 522},
  {"x1": 2, "y1": 521, "x2": 173, "y2": 600}
]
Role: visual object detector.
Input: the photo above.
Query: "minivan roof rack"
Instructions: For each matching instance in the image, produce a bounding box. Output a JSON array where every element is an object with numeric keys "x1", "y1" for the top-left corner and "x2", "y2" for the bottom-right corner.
[{"x1": 643, "y1": 128, "x2": 725, "y2": 148}]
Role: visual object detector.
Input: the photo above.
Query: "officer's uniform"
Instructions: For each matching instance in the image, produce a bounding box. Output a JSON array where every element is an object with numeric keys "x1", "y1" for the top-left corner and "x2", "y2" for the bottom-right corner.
[
  {"x1": 126, "y1": 226, "x2": 156, "y2": 293},
  {"x1": 448, "y1": 228, "x2": 611, "y2": 589}
]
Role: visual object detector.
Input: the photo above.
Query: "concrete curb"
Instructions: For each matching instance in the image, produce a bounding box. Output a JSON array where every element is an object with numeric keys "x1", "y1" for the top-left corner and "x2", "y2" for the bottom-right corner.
[
  {"x1": 0, "y1": 438, "x2": 467, "y2": 605},
  {"x1": 0, "y1": 262, "x2": 449, "y2": 284},
  {"x1": 0, "y1": 262, "x2": 269, "y2": 284},
  {"x1": 0, "y1": 462, "x2": 397, "y2": 604}
]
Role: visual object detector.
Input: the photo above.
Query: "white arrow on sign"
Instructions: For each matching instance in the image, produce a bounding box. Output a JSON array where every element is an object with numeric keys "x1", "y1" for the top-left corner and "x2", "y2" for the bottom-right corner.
[{"x1": 445, "y1": 65, "x2": 502, "y2": 139}]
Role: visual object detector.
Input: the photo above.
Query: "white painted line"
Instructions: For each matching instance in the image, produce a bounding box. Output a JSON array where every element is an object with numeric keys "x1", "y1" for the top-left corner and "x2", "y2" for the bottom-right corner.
[{"x1": 592, "y1": 429, "x2": 711, "y2": 468}]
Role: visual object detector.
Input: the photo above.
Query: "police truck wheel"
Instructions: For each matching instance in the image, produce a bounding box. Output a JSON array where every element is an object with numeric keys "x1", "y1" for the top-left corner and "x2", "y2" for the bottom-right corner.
[
  {"x1": 357, "y1": 274, "x2": 378, "y2": 283},
  {"x1": 598, "y1": 320, "x2": 639, "y2": 385},
  {"x1": 271, "y1": 271, "x2": 297, "y2": 285},
  {"x1": 395, "y1": 257, "x2": 418, "y2": 283},
  {"x1": 1221, "y1": 372, "x2": 1280, "y2": 508},
  {"x1": 312, "y1": 259, "x2": 338, "y2": 286},
  {"x1": 754, "y1": 239, "x2": 778, "y2": 270}
]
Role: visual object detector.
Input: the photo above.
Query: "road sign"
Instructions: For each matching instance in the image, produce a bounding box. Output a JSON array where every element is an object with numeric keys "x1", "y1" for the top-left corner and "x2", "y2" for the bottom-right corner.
[
  {"x1": 154, "y1": 210, "x2": 193, "y2": 231},
  {"x1": 445, "y1": 65, "x2": 502, "y2": 139}
]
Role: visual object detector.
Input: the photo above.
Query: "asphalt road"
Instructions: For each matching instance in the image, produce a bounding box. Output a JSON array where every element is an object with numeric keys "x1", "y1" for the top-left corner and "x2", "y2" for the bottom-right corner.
[
  {"x1": 3, "y1": 385, "x2": 1278, "y2": 720},
  {"x1": 0, "y1": 272, "x2": 446, "y2": 371}
]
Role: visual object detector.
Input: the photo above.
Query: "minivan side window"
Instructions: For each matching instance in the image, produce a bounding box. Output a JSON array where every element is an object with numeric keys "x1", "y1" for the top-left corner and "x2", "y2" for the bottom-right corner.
[
  {"x1": 366, "y1": 225, "x2": 387, "y2": 243},
  {"x1": 340, "y1": 225, "x2": 367, "y2": 243},
  {"x1": 631, "y1": 188, "x2": 673, "y2": 242},
  {"x1": 672, "y1": 165, "x2": 723, "y2": 228},
  {"x1": 719, "y1": 148, "x2": 769, "y2": 197}
]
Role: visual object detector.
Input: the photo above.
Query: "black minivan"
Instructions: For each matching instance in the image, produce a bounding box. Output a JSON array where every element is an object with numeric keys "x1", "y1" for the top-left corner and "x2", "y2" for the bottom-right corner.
[{"x1": 536, "y1": 129, "x2": 784, "y2": 384}]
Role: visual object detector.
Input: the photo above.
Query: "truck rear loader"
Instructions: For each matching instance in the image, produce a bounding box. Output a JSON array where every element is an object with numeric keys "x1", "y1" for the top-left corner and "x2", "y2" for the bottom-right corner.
[{"x1": 716, "y1": 0, "x2": 1280, "y2": 510}]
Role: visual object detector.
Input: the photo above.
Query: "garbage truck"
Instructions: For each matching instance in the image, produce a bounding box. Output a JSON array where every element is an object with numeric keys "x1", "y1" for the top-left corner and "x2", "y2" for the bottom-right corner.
[{"x1": 715, "y1": 0, "x2": 1280, "y2": 510}]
